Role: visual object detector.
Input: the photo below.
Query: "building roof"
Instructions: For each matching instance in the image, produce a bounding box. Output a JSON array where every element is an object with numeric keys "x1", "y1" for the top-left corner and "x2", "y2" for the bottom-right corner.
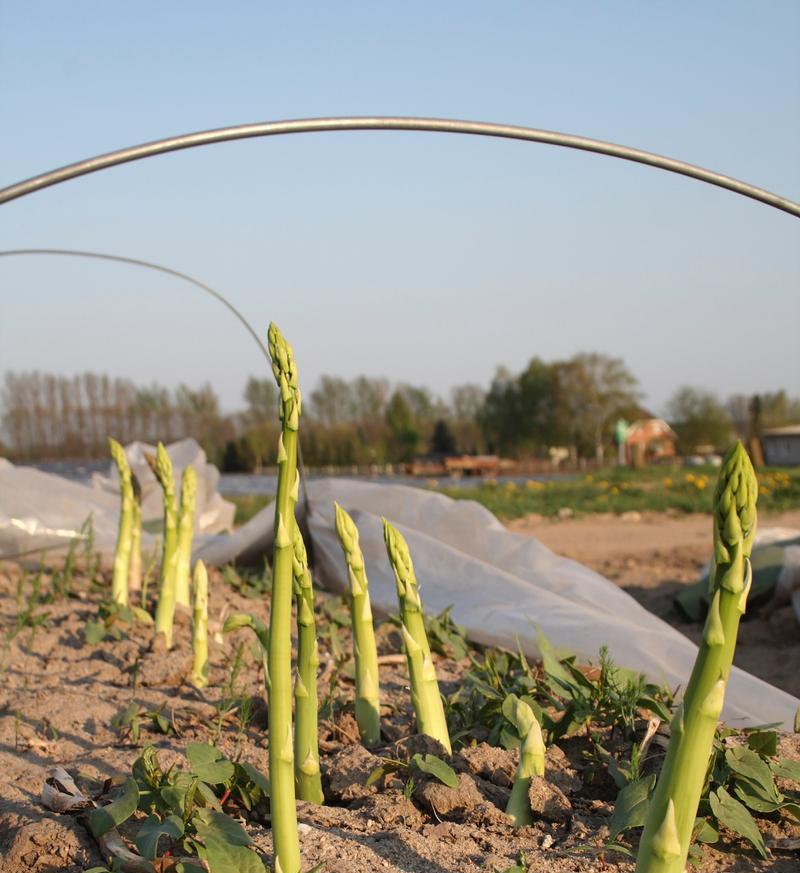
[{"x1": 761, "y1": 425, "x2": 800, "y2": 437}]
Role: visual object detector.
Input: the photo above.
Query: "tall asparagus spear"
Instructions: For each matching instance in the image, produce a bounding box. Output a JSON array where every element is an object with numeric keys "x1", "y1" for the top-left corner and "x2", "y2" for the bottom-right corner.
[
  {"x1": 128, "y1": 474, "x2": 142, "y2": 594},
  {"x1": 151, "y1": 443, "x2": 179, "y2": 648},
  {"x1": 292, "y1": 525, "x2": 324, "y2": 803},
  {"x1": 108, "y1": 438, "x2": 134, "y2": 606},
  {"x1": 173, "y1": 465, "x2": 197, "y2": 609},
  {"x1": 267, "y1": 322, "x2": 302, "y2": 873},
  {"x1": 191, "y1": 560, "x2": 209, "y2": 689},
  {"x1": 636, "y1": 442, "x2": 757, "y2": 873},
  {"x1": 334, "y1": 503, "x2": 381, "y2": 746},
  {"x1": 383, "y1": 519, "x2": 451, "y2": 754},
  {"x1": 505, "y1": 697, "x2": 545, "y2": 828}
]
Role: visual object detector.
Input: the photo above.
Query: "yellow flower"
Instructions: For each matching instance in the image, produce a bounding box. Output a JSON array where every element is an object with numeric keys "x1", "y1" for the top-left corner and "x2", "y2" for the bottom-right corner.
[
  {"x1": 663, "y1": 477, "x2": 673, "y2": 488},
  {"x1": 610, "y1": 486, "x2": 620, "y2": 495},
  {"x1": 685, "y1": 473, "x2": 695, "y2": 483}
]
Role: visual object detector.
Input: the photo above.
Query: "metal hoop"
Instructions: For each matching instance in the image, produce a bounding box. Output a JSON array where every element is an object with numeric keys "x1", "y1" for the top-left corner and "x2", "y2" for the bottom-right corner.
[{"x1": 1, "y1": 117, "x2": 798, "y2": 216}]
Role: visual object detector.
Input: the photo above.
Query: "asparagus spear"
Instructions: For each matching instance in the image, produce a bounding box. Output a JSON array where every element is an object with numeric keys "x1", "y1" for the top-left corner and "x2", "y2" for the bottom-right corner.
[
  {"x1": 636, "y1": 442, "x2": 757, "y2": 873},
  {"x1": 108, "y1": 438, "x2": 134, "y2": 606},
  {"x1": 334, "y1": 503, "x2": 381, "y2": 746},
  {"x1": 128, "y1": 473, "x2": 142, "y2": 594},
  {"x1": 383, "y1": 519, "x2": 451, "y2": 754},
  {"x1": 173, "y1": 464, "x2": 197, "y2": 609},
  {"x1": 150, "y1": 443, "x2": 179, "y2": 648},
  {"x1": 267, "y1": 322, "x2": 302, "y2": 873},
  {"x1": 191, "y1": 560, "x2": 209, "y2": 688},
  {"x1": 292, "y1": 525, "x2": 324, "y2": 803},
  {"x1": 505, "y1": 697, "x2": 545, "y2": 827}
]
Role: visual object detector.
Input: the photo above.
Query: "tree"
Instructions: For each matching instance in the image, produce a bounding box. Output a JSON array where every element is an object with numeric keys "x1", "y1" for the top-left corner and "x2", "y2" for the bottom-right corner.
[
  {"x1": 552, "y1": 353, "x2": 641, "y2": 463},
  {"x1": 243, "y1": 376, "x2": 278, "y2": 422},
  {"x1": 667, "y1": 387, "x2": 733, "y2": 454},
  {"x1": 430, "y1": 419, "x2": 456, "y2": 455},
  {"x1": 385, "y1": 391, "x2": 420, "y2": 462}
]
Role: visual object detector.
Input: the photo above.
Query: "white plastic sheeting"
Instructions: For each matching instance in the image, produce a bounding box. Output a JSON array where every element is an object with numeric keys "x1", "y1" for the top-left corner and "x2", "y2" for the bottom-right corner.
[
  {"x1": 3, "y1": 456, "x2": 798, "y2": 729},
  {"x1": 0, "y1": 439, "x2": 234, "y2": 558},
  {"x1": 91, "y1": 439, "x2": 235, "y2": 535}
]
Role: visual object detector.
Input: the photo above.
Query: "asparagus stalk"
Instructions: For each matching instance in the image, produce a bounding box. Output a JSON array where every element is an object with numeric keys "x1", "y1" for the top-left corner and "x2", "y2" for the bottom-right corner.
[
  {"x1": 151, "y1": 443, "x2": 179, "y2": 648},
  {"x1": 191, "y1": 560, "x2": 209, "y2": 688},
  {"x1": 108, "y1": 438, "x2": 134, "y2": 606},
  {"x1": 174, "y1": 465, "x2": 197, "y2": 609},
  {"x1": 383, "y1": 519, "x2": 451, "y2": 754},
  {"x1": 292, "y1": 525, "x2": 324, "y2": 803},
  {"x1": 128, "y1": 474, "x2": 142, "y2": 593},
  {"x1": 636, "y1": 442, "x2": 757, "y2": 873},
  {"x1": 505, "y1": 697, "x2": 545, "y2": 827},
  {"x1": 334, "y1": 503, "x2": 381, "y2": 746},
  {"x1": 267, "y1": 322, "x2": 302, "y2": 873}
]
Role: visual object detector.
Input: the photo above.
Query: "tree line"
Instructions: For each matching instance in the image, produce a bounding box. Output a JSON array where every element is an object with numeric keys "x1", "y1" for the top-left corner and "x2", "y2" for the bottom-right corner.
[{"x1": 2, "y1": 359, "x2": 798, "y2": 469}]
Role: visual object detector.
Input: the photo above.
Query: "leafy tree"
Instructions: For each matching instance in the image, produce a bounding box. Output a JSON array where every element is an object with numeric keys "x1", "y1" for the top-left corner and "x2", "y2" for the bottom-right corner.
[
  {"x1": 667, "y1": 387, "x2": 733, "y2": 453},
  {"x1": 243, "y1": 377, "x2": 278, "y2": 422},
  {"x1": 386, "y1": 391, "x2": 420, "y2": 462},
  {"x1": 430, "y1": 419, "x2": 457, "y2": 455}
]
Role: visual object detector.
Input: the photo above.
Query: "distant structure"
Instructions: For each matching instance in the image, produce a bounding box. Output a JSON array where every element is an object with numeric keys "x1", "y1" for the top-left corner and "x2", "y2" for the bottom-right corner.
[
  {"x1": 760, "y1": 426, "x2": 800, "y2": 466},
  {"x1": 409, "y1": 454, "x2": 500, "y2": 477},
  {"x1": 625, "y1": 418, "x2": 677, "y2": 466}
]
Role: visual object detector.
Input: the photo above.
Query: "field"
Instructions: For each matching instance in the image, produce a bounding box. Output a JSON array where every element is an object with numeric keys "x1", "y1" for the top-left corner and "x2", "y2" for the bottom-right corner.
[
  {"x1": 1, "y1": 531, "x2": 799, "y2": 873},
  {"x1": 438, "y1": 465, "x2": 800, "y2": 519}
]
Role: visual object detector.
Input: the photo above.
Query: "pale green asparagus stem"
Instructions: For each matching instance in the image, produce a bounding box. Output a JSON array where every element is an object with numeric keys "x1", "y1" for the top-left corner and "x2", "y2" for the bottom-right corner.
[
  {"x1": 128, "y1": 475, "x2": 142, "y2": 593},
  {"x1": 292, "y1": 526, "x2": 324, "y2": 803},
  {"x1": 191, "y1": 560, "x2": 209, "y2": 688},
  {"x1": 151, "y1": 443, "x2": 179, "y2": 648},
  {"x1": 174, "y1": 465, "x2": 197, "y2": 609},
  {"x1": 267, "y1": 322, "x2": 302, "y2": 873},
  {"x1": 383, "y1": 519, "x2": 451, "y2": 754},
  {"x1": 636, "y1": 442, "x2": 757, "y2": 873},
  {"x1": 108, "y1": 438, "x2": 134, "y2": 606},
  {"x1": 223, "y1": 613, "x2": 270, "y2": 694},
  {"x1": 334, "y1": 503, "x2": 381, "y2": 746},
  {"x1": 505, "y1": 697, "x2": 545, "y2": 827}
]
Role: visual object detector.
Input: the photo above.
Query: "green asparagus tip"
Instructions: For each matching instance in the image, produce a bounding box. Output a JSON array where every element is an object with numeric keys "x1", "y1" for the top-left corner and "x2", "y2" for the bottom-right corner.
[{"x1": 713, "y1": 441, "x2": 757, "y2": 558}]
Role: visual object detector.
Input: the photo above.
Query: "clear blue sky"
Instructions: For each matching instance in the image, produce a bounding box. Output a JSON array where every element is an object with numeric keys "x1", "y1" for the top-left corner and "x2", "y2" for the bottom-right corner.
[{"x1": 1, "y1": 2, "x2": 798, "y2": 416}]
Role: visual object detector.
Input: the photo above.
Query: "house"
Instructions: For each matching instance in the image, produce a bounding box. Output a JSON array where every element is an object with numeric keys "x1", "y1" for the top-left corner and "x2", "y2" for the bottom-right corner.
[
  {"x1": 626, "y1": 418, "x2": 677, "y2": 465},
  {"x1": 760, "y1": 426, "x2": 800, "y2": 466}
]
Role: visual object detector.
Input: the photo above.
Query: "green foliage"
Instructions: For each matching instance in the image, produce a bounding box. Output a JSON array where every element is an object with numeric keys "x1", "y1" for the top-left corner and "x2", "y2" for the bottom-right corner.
[
  {"x1": 612, "y1": 725, "x2": 800, "y2": 858},
  {"x1": 667, "y1": 386, "x2": 733, "y2": 453},
  {"x1": 131, "y1": 743, "x2": 269, "y2": 871},
  {"x1": 221, "y1": 562, "x2": 273, "y2": 597},
  {"x1": 85, "y1": 601, "x2": 153, "y2": 644},
  {"x1": 424, "y1": 607, "x2": 469, "y2": 660},
  {"x1": 410, "y1": 753, "x2": 459, "y2": 789},
  {"x1": 110, "y1": 700, "x2": 175, "y2": 743},
  {"x1": 439, "y1": 465, "x2": 800, "y2": 519}
]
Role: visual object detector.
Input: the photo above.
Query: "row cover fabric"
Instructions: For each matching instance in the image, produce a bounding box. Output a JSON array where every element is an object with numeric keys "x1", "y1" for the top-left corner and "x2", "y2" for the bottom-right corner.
[
  {"x1": 198, "y1": 478, "x2": 799, "y2": 730},
  {"x1": 0, "y1": 439, "x2": 234, "y2": 559}
]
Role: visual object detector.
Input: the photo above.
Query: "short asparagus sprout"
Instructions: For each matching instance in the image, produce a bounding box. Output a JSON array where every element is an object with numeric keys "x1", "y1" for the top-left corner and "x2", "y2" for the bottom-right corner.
[
  {"x1": 108, "y1": 437, "x2": 134, "y2": 606},
  {"x1": 150, "y1": 443, "x2": 179, "y2": 648},
  {"x1": 173, "y1": 465, "x2": 197, "y2": 609},
  {"x1": 292, "y1": 525, "x2": 324, "y2": 803},
  {"x1": 636, "y1": 442, "x2": 758, "y2": 873},
  {"x1": 334, "y1": 503, "x2": 381, "y2": 746},
  {"x1": 191, "y1": 560, "x2": 209, "y2": 688},
  {"x1": 383, "y1": 518, "x2": 451, "y2": 754},
  {"x1": 128, "y1": 473, "x2": 142, "y2": 593},
  {"x1": 266, "y1": 322, "x2": 302, "y2": 873},
  {"x1": 222, "y1": 612, "x2": 270, "y2": 692},
  {"x1": 505, "y1": 697, "x2": 545, "y2": 827}
]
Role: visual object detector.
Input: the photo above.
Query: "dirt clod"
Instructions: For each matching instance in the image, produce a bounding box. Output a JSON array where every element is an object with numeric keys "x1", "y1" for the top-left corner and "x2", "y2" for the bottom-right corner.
[{"x1": 528, "y1": 776, "x2": 572, "y2": 823}]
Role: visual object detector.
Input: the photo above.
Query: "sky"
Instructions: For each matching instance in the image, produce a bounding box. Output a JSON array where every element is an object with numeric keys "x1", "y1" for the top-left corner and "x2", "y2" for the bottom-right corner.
[{"x1": 1, "y1": 2, "x2": 798, "y2": 418}]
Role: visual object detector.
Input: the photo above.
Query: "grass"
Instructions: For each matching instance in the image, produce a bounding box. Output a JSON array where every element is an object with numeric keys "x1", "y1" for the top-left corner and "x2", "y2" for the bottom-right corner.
[
  {"x1": 229, "y1": 494, "x2": 273, "y2": 525},
  {"x1": 436, "y1": 465, "x2": 800, "y2": 520}
]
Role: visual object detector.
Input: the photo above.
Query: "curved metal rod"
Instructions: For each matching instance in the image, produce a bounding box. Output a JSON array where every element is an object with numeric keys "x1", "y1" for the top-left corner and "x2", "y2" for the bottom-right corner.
[
  {"x1": 0, "y1": 246, "x2": 314, "y2": 522},
  {"x1": 0, "y1": 247, "x2": 271, "y2": 366},
  {"x1": 0, "y1": 116, "x2": 798, "y2": 217}
]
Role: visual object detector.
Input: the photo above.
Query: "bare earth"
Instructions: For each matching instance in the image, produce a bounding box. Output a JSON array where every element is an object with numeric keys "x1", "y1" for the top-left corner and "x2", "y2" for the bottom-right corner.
[
  {"x1": 1, "y1": 512, "x2": 799, "y2": 873},
  {"x1": 507, "y1": 509, "x2": 800, "y2": 699}
]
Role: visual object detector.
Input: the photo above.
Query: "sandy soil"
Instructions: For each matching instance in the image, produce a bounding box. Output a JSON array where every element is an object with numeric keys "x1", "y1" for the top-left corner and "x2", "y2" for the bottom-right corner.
[
  {"x1": 1, "y1": 513, "x2": 799, "y2": 873},
  {"x1": 507, "y1": 510, "x2": 800, "y2": 699}
]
